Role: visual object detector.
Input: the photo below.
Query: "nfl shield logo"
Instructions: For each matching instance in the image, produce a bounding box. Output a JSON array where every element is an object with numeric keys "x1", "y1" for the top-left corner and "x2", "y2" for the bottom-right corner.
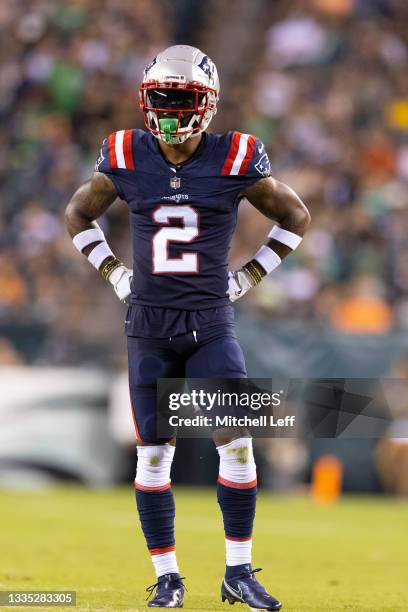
[{"x1": 170, "y1": 176, "x2": 181, "y2": 189}]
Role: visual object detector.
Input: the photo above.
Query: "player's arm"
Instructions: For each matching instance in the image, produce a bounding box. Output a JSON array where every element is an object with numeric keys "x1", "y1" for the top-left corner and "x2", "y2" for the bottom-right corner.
[
  {"x1": 64, "y1": 172, "x2": 132, "y2": 302},
  {"x1": 228, "y1": 176, "x2": 311, "y2": 301}
]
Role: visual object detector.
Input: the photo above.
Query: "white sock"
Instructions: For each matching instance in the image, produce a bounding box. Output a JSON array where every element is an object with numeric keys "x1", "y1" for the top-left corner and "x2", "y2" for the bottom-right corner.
[
  {"x1": 135, "y1": 444, "x2": 175, "y2": 491},
  {"x1": 217, "y1": 437, "x2": 257, "y2": 488},
  {"x1": 226, "y1": 537, "x2": 253, "y2": 567},
  {"x1": 151, "y1": 550, "x2": 179, "y2": 578}
]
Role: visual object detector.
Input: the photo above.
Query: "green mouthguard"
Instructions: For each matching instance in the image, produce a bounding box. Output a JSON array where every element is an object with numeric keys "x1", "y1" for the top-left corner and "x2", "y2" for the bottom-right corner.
[{"x1": 159, "y1": 118, "x2": 178, "y2": 143}]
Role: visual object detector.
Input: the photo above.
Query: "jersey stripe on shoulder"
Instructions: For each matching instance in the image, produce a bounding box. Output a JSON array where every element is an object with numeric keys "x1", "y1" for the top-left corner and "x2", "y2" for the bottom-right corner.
[
  {"x1": 123, "y1": 130, "x2": 135, "y2": 170},
  {"x1": 221, "y1": 131, "x2": 241, "y2": 175},
  {"x1": 108, "y1": 130, "x2": 135, "y2": 170},
  {"x1": 238, "y1": 134, "x2": 256, "y2": 175},
  {"x1": 108, "y1": 133, "x2": 118, "y2": 168},
  {"x1": 221, "y1": 132, "x2": 257, "y2": 176}
]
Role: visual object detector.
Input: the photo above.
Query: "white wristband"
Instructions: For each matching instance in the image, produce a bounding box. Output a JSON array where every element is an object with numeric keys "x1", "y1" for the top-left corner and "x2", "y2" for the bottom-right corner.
[
  {"x1": 73, "y1": 227, "x2": 105, "y2": 253},
  {"x1": 88, "y1": 242, "x2": 114, "y2": 270},
  {"x1": 268, "y1": 226, "x2": 302, "y2": 250},
  {"x1": 254, "y1": 245, "x2": 281, "y2": 274}
]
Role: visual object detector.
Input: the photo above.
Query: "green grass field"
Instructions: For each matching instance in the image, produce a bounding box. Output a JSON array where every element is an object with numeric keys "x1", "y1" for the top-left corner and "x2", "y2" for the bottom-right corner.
[{"x1": 0, "y1": 487, "x2": 407, "y2": 611}]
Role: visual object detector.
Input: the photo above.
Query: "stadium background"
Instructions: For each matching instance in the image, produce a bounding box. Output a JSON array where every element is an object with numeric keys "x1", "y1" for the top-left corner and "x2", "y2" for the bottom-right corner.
[
  {"x1": 1, "y1": 1, "x2": 408, "y2": 610},
  {"x1": 2, "y1": 0, "x2": 408, "y2": 491}
]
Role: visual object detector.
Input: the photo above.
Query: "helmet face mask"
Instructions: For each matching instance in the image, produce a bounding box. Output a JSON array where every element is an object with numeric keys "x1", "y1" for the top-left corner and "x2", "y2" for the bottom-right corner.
[
  {"x1": 139, "y1": 46, "x2": 219, "y2": 145},
  {"x1": 140, "y1": 82, "x2": 216, "y2": 143}
]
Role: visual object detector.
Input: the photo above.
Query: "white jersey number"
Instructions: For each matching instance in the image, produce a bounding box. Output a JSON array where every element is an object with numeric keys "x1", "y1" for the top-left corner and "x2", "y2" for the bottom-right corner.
[{"x1": 152, "y1": 205, "x2": 199, "y2": 274}]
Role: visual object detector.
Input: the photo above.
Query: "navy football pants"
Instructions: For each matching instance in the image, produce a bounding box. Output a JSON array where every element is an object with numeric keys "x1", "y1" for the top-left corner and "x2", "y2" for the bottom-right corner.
[{"x1": 128, "y1": 327, "x2": 247, "y2": 443}]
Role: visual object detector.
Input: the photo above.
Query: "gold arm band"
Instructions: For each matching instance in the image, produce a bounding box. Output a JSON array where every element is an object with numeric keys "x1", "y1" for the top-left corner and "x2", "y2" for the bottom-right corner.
[
  {"x1": 243, "y1": 267, "x2": 259, "y2": 286},
  {"x1": 100, "y1": 258, "x2": 122, "y2": 281},
  {"x1": 243, "y1": 261, "x2": 263, "y2": 286}
]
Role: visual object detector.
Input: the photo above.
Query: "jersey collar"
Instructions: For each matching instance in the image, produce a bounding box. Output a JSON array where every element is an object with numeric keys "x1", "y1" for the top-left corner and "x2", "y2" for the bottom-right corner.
[{"x1": 150, "y1": 132, "x2": 210, "y2": 172}]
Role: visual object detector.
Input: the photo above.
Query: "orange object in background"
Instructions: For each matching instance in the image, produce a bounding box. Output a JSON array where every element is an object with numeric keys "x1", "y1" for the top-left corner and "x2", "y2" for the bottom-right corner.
[
  {"x1": 311, "y1": 455, "x2": 343, "y2": 503},
  {"x1": 331, "y1": 276, "x2": 393, "y2": 335},
  {"x1": 332, "y1": 297, "x2": 393, "y2": 334}
]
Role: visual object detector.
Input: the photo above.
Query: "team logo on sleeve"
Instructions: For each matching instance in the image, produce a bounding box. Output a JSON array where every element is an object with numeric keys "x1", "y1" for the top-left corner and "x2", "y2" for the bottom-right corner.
[
  {"x1": 255, "y1": 153, "x2": 270, "y2": 176},
  {"x1": 95, "y1": 143, "x2": 105, "y2": 170}
]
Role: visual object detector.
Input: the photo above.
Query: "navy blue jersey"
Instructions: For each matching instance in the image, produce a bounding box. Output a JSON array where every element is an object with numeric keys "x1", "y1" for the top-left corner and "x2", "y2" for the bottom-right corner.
[{"x1": 95, "y1": 129, "x2": 271, "y2": 310}]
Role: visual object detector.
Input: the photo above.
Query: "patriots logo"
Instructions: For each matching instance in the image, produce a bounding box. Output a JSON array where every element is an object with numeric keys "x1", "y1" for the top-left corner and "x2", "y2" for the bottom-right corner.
[
  {"x1": 255, "y1": 153, "x2": 270, "y2": 177},
  {"x1": 95, "y1": 142, "x2": 105, "y2": 170},
  {"x1": 198, "y1": 55, "x2": 213, "y2": 79}
]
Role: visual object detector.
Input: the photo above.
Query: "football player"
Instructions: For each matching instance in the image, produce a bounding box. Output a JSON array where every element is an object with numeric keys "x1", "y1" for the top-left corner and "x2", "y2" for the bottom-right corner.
[{"x1": 65, "y1": 45, "x2": 310, "y2": 610}]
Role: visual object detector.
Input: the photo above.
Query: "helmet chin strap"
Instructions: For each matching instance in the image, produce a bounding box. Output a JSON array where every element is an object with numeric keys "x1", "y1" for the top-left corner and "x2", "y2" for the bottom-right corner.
[{"x1": 159, "y1": 118, "x2": 179, "y2": 143}]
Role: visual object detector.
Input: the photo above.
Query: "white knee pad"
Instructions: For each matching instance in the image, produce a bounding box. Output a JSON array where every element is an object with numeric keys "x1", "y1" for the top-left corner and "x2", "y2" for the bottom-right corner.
[
  {"x1": 135, "y1": 444, "x2": 175, "y2": 492},
  {"x1": 217, "y1": 437, "x2": 257, "y2": 488}
]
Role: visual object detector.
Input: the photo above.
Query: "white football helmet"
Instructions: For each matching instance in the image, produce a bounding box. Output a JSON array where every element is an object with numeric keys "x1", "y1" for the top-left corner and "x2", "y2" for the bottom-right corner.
[{"x1": 140, "y1": 45, "x2": 219, "y2": 145}]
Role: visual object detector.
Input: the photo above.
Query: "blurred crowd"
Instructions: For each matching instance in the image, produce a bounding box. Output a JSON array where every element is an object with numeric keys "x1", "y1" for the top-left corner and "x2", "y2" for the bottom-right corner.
[
  {"x1": 229, "y1": 0, "x2": 408, "y2": 337},
  {"x1": 2, "y1": 0, "x2": 408, "y2": 366},
  {"x1": 1, "y1": 0, "x2": 170, "y2": 365}
]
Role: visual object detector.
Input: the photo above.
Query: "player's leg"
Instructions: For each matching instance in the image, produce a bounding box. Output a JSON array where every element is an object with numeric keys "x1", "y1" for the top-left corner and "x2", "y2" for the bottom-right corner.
[
  {"x1": 128, "y1": 336, "x2": 185, "y2": 607},
  {"x1": 185, "y1": 336, "x2": 257, "y2": 566},
  {"x1": 186, "y1": 333, "x2": 281, "y2": 610}
]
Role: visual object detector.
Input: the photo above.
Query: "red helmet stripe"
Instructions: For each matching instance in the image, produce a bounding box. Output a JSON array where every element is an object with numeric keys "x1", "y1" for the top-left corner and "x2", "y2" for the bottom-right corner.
[
  {"x1": 123, "y1": 129, "x2": 135, "y2": 170},
  {"x1": 221, "y1": 131, "x2": 242, "y2": 175},
  {"x1": 108, "y1": 133, "x2": 118, "y2": 169},
  {"x1": 238, "y1": 134, "x2": 256, "y2": 175}
]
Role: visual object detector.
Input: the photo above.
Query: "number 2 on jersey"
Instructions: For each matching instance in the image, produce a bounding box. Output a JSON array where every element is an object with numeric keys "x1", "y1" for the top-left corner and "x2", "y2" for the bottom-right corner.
[{"x1": 152, "y1": 205, "x2": 199, "y2": 274}]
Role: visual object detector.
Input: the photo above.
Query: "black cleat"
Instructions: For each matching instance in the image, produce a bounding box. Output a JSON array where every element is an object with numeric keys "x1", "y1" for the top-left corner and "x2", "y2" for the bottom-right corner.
[
  {"x1": 146, "y1": 573, "x2": 185, "y2": 608},
  {"x1": 221, "y1": 566, "x2": 282, "y2": 611}
]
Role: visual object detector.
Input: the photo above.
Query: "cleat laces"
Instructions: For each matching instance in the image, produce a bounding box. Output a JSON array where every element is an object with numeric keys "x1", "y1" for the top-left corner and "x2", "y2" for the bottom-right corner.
[{"x1": 146, "y1": 576, "x2": 186, "y2": 601}]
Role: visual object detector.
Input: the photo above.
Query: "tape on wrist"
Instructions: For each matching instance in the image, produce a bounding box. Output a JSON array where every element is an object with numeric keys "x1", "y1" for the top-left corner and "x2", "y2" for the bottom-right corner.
[
  {"x1": 73, "y1": 227, "x2": 105, "y2": 253},
  {"x1": 254, "y1": 245, "x2": 281, "y2": 274},
  {"x1": 88, "y1": 242, "x2": 114, "y2": 270},
  {"x1": 268, "y1": 226, "x2": 302, "y2": 250}
]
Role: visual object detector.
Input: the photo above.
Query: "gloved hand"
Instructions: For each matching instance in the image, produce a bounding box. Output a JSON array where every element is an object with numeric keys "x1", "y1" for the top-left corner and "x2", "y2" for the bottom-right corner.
[
  {"x1": 227, "y1": 269, "x2": 255, "y2": 302},
  {"x1": 107, "y1": 264, "x2": 133, "y2": 303}
]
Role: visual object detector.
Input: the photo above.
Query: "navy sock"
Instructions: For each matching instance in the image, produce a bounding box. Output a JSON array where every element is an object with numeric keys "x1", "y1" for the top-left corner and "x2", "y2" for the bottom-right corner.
[
  {"x1": 135, "y1": 488, "x2": 175, "y2": 552},
  {"x1": 217, "y1": 481, "x2": 257, "y2": 539}
]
